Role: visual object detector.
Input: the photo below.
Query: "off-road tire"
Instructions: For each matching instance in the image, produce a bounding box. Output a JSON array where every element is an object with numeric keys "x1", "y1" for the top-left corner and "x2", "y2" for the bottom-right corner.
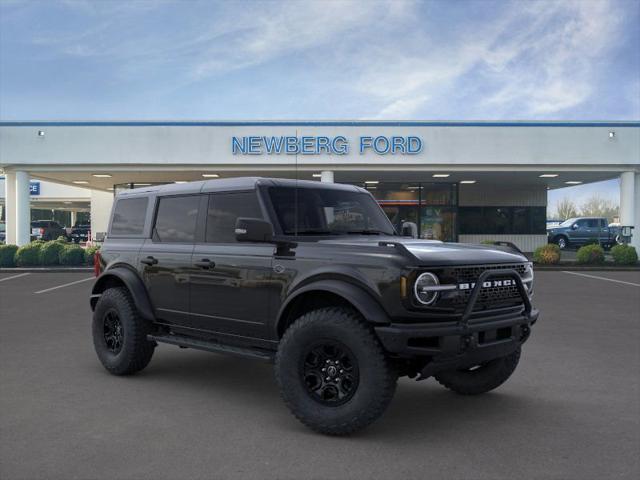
[
  {"x1": 434, "y1": 348, "x2": 521, "y2": 395},
  {"x1": 275, "y1": 307, "x2": 397, "y2": 436},
  {"x1": 92, "y1": 287, "x2": 155, "y2": 375}
]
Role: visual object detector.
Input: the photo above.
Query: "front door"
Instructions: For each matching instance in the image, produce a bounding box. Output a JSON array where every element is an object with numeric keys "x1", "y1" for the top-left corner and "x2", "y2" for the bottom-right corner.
[
  {"x1": 568, "y1": 218, "x2": 591, "y2": 245},
  {"x1": 139, "y1": 194, "x2": 202, "y2": 325},
  {"x1": 189, "y1": 191, "x2": 274, "y2": 339}
]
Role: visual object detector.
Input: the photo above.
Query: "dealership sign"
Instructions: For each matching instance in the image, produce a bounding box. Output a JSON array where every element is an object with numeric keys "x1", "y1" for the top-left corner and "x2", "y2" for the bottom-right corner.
[
  {"x1": 232, "y1": 135, "x2": 423, "y2": 155},
  {"x1": 29, "y1": 181, "x2": 40, "y2": 195}
]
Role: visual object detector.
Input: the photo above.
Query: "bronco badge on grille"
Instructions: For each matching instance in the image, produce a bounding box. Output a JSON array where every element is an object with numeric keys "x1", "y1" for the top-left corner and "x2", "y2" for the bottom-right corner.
[{"x1": 458, "y1": 279, "x2": 516, "y2": 290}]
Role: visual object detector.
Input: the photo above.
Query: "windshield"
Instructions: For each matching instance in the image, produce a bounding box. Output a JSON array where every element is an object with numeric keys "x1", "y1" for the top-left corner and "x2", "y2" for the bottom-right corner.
[
  {"x1": 559, "y1": 218, "x2": 578, "y2": 227},
  {"x1": 268, "y1": 186, "x2": 396, "y2": 236}
]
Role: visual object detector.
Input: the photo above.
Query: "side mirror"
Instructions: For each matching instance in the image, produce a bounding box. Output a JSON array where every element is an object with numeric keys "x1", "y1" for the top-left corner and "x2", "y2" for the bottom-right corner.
[
  {"x1": 572, "y1": 223, "x2": 579, "y2": 230},
  {"x1": 235, "y1": 217, "x2": 274, "y2": 243}
]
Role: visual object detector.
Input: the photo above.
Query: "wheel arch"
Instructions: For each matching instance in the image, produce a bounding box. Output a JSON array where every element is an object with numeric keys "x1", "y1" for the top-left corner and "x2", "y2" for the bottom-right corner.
[
  {"x1": 275, "y1": 279, "x2": 390, "y2": 338},
  {"x1": 90, "y1": 266, "x2": 155, "y2": 321}
]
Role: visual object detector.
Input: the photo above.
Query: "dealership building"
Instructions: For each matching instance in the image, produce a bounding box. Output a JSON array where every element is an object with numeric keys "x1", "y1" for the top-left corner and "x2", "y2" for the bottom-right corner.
[{"x1": 1, "y1": 121, "x2": 639, "y2": 251}]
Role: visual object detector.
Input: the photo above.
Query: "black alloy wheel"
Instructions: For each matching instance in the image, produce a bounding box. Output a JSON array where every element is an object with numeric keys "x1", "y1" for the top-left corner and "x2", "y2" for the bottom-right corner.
[
  {"x1": 103, "y1": 309, "x2": 124, "y2": 354},
  {"x1": 302, "y1": 341, "x2": 359, "y2": 406}
]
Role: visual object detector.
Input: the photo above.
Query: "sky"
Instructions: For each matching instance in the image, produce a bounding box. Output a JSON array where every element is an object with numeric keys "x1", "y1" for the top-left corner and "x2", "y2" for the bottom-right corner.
[{"x1": 0, "y1": 0, "x2": 638, "y2": 209}]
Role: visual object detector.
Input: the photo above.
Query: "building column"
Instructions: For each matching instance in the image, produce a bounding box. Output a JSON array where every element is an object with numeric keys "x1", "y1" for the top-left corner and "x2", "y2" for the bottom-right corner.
[
  {"x1": 620, "y1": 171, "x2": 638, "y2": 251},
  {"x1": 15, "y1": 171, "x2": 31, "y2": 246},
  {"x1": 90, "y1": 190, "x2": 114, "y2": 242},
  {"x1": 320, "y1": 171, "x2": 334, "y2": 183},
  {"x1": 70, "y1": 211, "x2": 77, "y2": 227},
  {"x1": 4, "y1": 172, "x2": 16, "y2": 244}
]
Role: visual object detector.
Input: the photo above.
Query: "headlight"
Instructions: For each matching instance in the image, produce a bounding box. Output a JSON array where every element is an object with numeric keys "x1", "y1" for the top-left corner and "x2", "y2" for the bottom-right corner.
[{"x1": 414, "y1": 272, "x2": 440, "y2": 305}]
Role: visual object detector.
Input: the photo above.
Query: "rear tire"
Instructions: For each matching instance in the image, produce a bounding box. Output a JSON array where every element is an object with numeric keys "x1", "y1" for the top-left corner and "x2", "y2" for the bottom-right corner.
[
  {"x1": 275, "y1": 307, "x2": 397, "y2": 436},
  {"x1": 92, "y1": 287, "x2": 155, "y2": 375},
  {"x1": 555, "y1": 236, "x2": 568, "y2": 249},
  {"x1": 434, "y1": 348, "x2": 521, "y2": 395}
]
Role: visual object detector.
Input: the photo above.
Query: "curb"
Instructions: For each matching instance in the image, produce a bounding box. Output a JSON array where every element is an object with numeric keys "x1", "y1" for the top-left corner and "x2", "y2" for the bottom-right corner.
[
  {"x1": 534, "y1": 265, "x2": 640, "y2": 271},
  {"x1": 0, "y1": 267, "x2": 93, "y2": 273}
]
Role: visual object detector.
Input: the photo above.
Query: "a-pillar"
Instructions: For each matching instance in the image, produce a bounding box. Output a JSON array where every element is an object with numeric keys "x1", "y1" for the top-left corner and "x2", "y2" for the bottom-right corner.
[
  {"x1": 620, "y1": 171, "x2": 639, "y2": 251},
  {"x1": 15, "y1": 171, "x2": 31, "y2": 246},
  {"x1": 320, "y1": 171, "x2": 334, "y2": 183},
  {"x1": 4, "y1": 172, "x2": 16, "y2": 244}
]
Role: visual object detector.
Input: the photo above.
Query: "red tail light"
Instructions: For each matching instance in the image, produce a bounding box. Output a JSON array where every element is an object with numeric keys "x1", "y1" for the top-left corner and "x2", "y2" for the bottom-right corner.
[{"x1": 94, "y1": 250, "x2": 102, "y2": 277}]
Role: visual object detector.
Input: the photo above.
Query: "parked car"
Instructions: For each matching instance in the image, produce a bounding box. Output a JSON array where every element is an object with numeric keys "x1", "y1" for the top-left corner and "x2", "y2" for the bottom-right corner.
[
  {"x1": 90, "y1": 178, "x2": 538, "y2": 435},
  {"x1": 31, "y1": 220, "x2": 68, "y2": 241},
  {"x1": 547, "y1": 217, "x2": 619, "y2": 249},
  {"x1": 70, "y1": 223, "x2": 91, "y2": 243}
]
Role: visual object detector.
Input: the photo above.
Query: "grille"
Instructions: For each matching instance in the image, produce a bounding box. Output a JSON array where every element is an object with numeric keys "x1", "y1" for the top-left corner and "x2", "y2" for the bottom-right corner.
[{"x1": 436, "y1": 263, "x2": 528, "y2": 311}]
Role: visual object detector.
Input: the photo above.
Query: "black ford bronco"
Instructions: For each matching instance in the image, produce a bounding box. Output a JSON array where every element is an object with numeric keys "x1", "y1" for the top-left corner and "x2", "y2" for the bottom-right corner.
[{"x1": 90, "y1": 178, "x2": 538, "y2": 435}]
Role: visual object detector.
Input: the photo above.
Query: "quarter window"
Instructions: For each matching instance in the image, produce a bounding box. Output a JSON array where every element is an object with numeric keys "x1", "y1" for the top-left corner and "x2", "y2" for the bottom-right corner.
[
  {"x1": 206, "y1": 192, "x2": 263, "y2": 243},
  {"x1": 153, "y1": 195, "x2": 200, "y2": 243},
  {"x1": 110, "y1": 197, "x2": 148, "y2": 236}
]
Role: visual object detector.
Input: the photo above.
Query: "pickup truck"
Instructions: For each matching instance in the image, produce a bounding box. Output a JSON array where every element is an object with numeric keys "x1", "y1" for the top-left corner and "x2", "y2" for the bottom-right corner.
[{"x1": 547, "y1": 217, "x2": 619, "y2": 249}]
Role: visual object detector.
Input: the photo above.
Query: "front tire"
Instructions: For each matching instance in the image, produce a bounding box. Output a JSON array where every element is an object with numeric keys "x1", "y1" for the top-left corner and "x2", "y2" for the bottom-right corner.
[
  {"x1": 92, "y1": 287, "x2": 155, "y2": 375},
  {"x1": 434, "y1": 348, "x2": 521, "y2": 395},
  {"x1": 275, "y1": 307, "x2": 397, "y2": 436}
]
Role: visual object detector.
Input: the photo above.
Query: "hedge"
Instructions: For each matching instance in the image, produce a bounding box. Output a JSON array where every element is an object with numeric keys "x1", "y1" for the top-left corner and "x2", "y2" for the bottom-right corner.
[
  {"x1": 610, "y1": 244, "x2": 638, "y2": 265},
  {"x1": 59, "y1": 244, "x2": 85, "y2": 265},
  {"x1": 576, "y1": 244, "x2": 605, "y2": 264},
  {"x1": 40, "y1": 241, "x2": 66, "y2": 265},
  {"x1": 0, "y1": 244, "x2": 19, "y2": 267},
  {"x1": 85, "y1": 245, "x2": 100, "y2": 265},
  {"x1": 533, "y1": 244, "x2": 561, "y2": 264},
  {"x1": 15, "y1": 242, "x2": 44, "y2": 266}
]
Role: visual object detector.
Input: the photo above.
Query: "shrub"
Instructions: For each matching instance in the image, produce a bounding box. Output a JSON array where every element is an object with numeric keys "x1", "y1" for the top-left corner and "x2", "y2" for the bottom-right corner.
[
  {"x1": 610, "y1": 244, "x2": 638, "y2": 265},
  {"x1": 0, "y1": 244, "x2": 19, "y2": 267},
  {"x1": 59, "y1": 244, "x2": 85, "y2": 265},
  {"x1": 15, "y1": 242, "x2": 43, "y2": 266},
  {"x1": 55, "y1": 235, "x2": 69, "y2": 243},
  {"x1": 576, "y1": 244, "x2": 605, "y2": 264},
  {"x1": 39, "y1": 241, "x2": 65, "y2": 265},
  {"x1": 533, "y1": 244, "x2": 561, "y2": 265},
  {"x1": 85, "y1": 245, "x2": 100, "y2": 265}
]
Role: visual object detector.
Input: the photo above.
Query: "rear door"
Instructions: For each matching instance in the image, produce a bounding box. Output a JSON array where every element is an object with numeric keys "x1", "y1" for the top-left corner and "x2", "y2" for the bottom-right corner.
[
  {"x1": 189, "y1": 191, "x2": 274, "y2": 339},
  {"x1": 139, "y1": 194, "x2": 204, "y2": 326}
]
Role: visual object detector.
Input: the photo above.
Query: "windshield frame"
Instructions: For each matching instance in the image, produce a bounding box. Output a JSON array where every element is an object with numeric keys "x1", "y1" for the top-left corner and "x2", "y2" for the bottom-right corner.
[{"x1": 261, "y1": 185, "x2": 397, "y2": 238}]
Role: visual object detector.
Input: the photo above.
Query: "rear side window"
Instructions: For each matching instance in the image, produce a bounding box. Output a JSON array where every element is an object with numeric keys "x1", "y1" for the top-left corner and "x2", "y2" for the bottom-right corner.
[
  {"x1": 153, "y1": 195, "x2": 200, "y2": 243},
  {"x1": 206, "y1": 192, "x2": 263, "y2": 243},
  {"x1": 110, "y1": 197, "x2": 148, "y2": 236}
]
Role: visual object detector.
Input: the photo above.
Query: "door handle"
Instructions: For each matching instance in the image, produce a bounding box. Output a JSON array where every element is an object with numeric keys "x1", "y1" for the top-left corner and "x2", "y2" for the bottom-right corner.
[
  {"x1": 141, "y1": 256, "x2": 158, "y2": 266},
  {"x1": 194, "y1": 258, "x2": 215, "y2": 269}
]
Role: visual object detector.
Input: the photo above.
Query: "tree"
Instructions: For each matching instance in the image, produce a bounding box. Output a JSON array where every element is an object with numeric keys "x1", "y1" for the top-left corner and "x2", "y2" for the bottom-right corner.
[
  {"x1": 553, "y1": 197, "x2": 578, "y2": 220},
  {"x1": 579, "y1": 194, "x2": 619, "y2": 223}
]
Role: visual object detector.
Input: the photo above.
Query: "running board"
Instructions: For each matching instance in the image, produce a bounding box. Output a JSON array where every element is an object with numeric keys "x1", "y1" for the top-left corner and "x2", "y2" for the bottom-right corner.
[{"x1": 147, "y1": 334, "x2": 274, "y2": 362}]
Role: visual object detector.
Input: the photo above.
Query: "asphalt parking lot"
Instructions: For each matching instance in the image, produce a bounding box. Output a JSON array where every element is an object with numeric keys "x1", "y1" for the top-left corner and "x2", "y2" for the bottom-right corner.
[{"x1": 1, "y1": 270, "x2": 639, "y2": 480}]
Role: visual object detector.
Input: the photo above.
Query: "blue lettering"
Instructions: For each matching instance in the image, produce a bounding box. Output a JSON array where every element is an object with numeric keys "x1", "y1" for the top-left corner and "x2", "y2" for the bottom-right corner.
[
  {"x1": 263, "y1": 136, "x2": 284, "y2": 154},
  {"x1": 301, "y1": 136, "x2": 315, "y2": 154},
  {"x1": 373, "y1": 136, "x2": 390, "y2": 154},
  {"x1": 407, "y1": 136, "x2": 423, "y2": 154},
  {"x1": 359, "y1": 136, "x2": 373, "y2": 153},
  {"x1": 285, "y1": 136, "x2": 299, "y2": 154},
  {"x1": 248, "y1": 136, "x2": 262, "y2": 155},
  {"x1": 391, "y1": 136, "x2": 405, "y2": 154},
  {"x1": 232, "y1": 136, "x2": 247, "y2": 154},
  {"x1": 316, "y1": 136, "x2": 331, "y2": 154},
  {"x1": 332, "y1": 136, "x2": 349, "y2": 155}
]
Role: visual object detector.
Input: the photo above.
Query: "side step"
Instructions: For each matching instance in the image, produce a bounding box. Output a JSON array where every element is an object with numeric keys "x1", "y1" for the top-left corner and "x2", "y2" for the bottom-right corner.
[{"x1": 148, "y1": 334, "x2": 274, "y2": 362}]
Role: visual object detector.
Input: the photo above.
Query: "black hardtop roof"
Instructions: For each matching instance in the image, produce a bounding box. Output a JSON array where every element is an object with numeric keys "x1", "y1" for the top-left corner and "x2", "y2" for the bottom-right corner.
[{"x1": 116, "y1": 177, "x2": 367, "y2": 198}]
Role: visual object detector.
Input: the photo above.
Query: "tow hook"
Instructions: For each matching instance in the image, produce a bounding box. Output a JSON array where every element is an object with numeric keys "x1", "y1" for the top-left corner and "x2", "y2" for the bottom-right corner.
[
  {"x1": 462, "y1": 334, "x2": 476, "y2": 351},
  {"x1": 520, "y1": 326, "x2": 531, "y2": 341}
]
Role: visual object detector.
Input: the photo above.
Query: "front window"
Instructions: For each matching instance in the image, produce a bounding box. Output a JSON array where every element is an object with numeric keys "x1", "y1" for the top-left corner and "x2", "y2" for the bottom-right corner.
[
  {"x1": 268, "y1": 186, "x2": 395, "y2": 236},
  {"x1": 560, "y1": 217, "x2": 578, "y2": 227}
]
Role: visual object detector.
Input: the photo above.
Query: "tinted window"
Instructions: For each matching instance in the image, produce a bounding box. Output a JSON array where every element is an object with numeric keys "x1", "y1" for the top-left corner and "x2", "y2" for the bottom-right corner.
[
  {"x1": 459, "y1": 206, "x2": 545, "y2": 235},
  {"x1": 206, "y1": 192, "x2": 263, "y2": 243},
  {"x1": 154, "y1": 195, "x2": 200, "y2": 243},
  {"x1": 575, "y1": 219, "x2": 588, "y2": 228},
  {"x1": 586, "y1": 219, "x2": 599, "y2": 228},
  {"x1": 110, "y1": 197, "x2": 148, "y2": 236}
]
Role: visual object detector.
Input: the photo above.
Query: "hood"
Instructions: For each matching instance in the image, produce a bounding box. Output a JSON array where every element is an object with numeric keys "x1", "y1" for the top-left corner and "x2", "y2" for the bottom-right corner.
[{"x1": 316, "y1": 236, "x2": 528, "y2": 266}]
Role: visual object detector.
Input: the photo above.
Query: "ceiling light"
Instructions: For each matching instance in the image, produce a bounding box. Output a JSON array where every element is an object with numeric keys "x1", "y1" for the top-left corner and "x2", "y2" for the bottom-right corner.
[
  {"x1": 92, "y1": 174, "x2": 112, "y2": 178},
  {"x1": 202, "y1": 173, "x2": 219, "y2": 178},
  {"x1": 72, "y1": 180, "x2": 89, "y2": 184},
  {"x1": 565, "y1": 181, "x2": 582, "y2": 185},
  {"x1": 174, "y1": 181, "x2": 188, "y2": 184},
  {"x1": 63, "y1": 201, "x2": 72, "y2": 204},
  {"x1": 539, "y1": 174, "x2": 558, "y2": 178},
  {"x1": 432, "y1": 174, "x2": 450, "y2": 178},
  {"x1": 364, "y1": 180, "x2": 379, "y2": 184},
  {"x1": 37, "y1": 130, "x2": 45, "y2": 137},
  {"x1": 312, "y1": 174, "x2": 322, "y2": 178},
  {"x1": 134, "y1": 183, "x2": 152, "y2": 186},
  {"x1": 460, "y1": 180, "x2": 476, "y2": 184},
  {"x1": 366, "y1": 186, "x2": 377, "y2": 190},
  {"x1": 609, "y1": 131, "x2": 615, "y2": 139}
]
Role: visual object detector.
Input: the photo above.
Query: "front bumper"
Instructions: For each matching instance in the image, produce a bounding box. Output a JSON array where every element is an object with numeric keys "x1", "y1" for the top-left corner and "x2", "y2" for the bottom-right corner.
[{"x1": 375, "y1": 268, "x2": 538, "y2": 379}]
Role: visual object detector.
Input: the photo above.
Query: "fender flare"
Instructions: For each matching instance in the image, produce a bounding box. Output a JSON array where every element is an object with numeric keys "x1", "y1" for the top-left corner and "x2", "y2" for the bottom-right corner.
[
  {"x1": 276, "y1": 279, "x2": 390, "y2": 336},
  {"x1": 90, "y1": 267, "x2": 155, "y2": 321}
]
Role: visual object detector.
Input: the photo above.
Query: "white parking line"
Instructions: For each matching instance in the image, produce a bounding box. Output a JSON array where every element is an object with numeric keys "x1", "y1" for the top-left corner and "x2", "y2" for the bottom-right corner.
[
  {"x1": 34, "y1": 276, "x2": 94, "y2": 294},
  {"x1": 0, "y1": 273, "x2": 31, "y2": 283},
  {"x1": 562, "y1": 271, "x2": 640, "y2": 287}
]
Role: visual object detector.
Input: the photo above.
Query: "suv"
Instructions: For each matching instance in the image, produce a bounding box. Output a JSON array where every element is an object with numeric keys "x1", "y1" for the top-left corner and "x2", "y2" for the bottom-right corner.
[
  {"x1": 547, "y1": 217, "x2": 617, "y2": 249},
  {"x1": 31, "y1": 220, "x2": 68, "y2": 241},
  {"x1": 70, "y1": 223, "x2": 91, "y2": 243},
  {"x1": 90, "y1": 178, "x2": 538, "y2": 435}
]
